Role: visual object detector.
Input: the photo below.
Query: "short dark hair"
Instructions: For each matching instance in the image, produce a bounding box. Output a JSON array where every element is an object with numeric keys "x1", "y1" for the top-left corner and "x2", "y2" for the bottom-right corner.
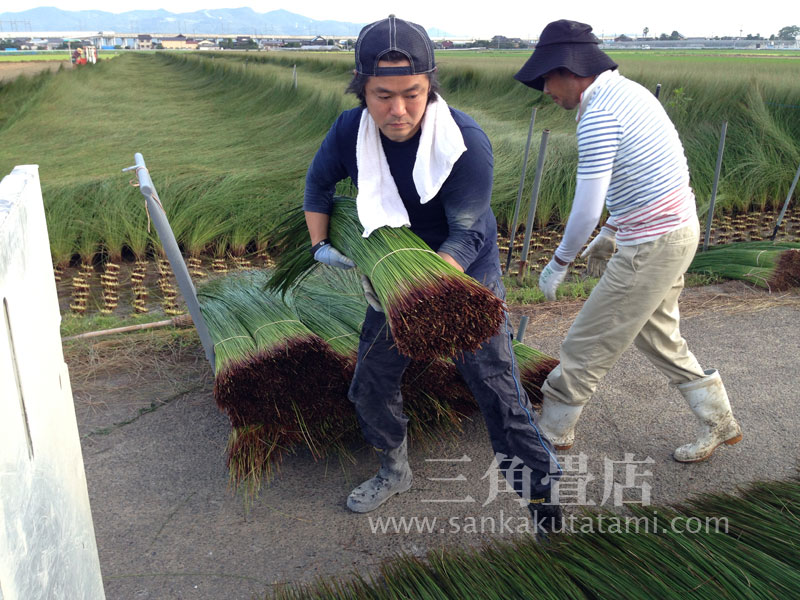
[{"x1": 346, "y1": 51, "x2": 440, "y2": 108}]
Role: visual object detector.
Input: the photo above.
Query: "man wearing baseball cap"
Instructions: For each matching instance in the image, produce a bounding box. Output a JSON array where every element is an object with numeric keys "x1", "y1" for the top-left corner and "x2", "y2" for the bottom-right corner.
[
  {"x1": 304, "y1": 15, "x2": 562, "y2": 535},
  {"x1": 515, "y1": 20, "x2": 742, "y2": 463}
]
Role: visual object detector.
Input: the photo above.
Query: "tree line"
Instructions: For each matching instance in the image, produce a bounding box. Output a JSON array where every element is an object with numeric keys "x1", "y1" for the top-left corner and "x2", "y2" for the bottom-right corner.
[{"x1": 618, "y1": 24, "x2": 799, "y2": 42}]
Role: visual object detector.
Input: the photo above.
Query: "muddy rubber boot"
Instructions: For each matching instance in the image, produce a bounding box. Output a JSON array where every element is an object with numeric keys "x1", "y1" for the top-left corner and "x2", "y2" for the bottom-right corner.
[
  {"x1": 347, "y1": 437, "x2": 413, "y2": 513},
  {"x1": 528, "y1": 500, "x2": 564, "y2": 542},
  {"x1": 673, "y1": 369, "x2": 742, "y2": 463},
  {"x1": 538, "y1": 393, "x2": 584, "y2": 451}
]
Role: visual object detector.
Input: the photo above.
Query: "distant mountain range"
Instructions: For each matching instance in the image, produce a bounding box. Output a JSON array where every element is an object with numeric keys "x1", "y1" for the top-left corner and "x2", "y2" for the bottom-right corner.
[{"x1": 0, "y1": 7, "x2": 397, "y2": 37}]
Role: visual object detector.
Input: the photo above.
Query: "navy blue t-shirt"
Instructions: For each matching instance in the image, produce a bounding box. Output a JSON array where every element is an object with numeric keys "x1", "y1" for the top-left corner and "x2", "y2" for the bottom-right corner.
[{"x1": 304, "y1": 105, "x2": 501, "y2": 284}]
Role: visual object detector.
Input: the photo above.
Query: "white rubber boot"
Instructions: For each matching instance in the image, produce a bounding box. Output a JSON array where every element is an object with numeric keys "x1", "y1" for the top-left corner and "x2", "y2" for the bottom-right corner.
[
  {"x1": 539, "y1": 394, "x2": 584, "y2": 451},
  {"x1": 347, "y1": 437, "x2": 412, "y2": 513},
  {"x1": 673, "y1": 369, "x2": 742, "y2": 463}
]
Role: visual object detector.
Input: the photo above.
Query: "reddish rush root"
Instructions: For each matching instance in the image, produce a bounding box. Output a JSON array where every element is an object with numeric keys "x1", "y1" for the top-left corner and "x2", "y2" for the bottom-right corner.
[{"x1": 387, "y1": 277, "x2": 506, "y2": 360}]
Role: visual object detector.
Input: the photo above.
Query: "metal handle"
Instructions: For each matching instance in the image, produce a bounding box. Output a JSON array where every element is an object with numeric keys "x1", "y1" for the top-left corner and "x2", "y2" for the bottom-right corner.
[{"x1": 123, "y1": 153, "x2": 216, "y2": 371}]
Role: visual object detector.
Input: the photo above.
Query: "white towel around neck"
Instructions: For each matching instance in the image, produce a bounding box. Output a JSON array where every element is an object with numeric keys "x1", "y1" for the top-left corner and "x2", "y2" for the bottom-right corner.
[{"x1": 355, "y1": 93, "x2": 467, "y2": 237}]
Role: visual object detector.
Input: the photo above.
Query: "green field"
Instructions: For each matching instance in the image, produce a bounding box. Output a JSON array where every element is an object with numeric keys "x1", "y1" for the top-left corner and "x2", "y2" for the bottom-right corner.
[{"x1": 0, "y1": 49, "x2": 798, "y2": 271}]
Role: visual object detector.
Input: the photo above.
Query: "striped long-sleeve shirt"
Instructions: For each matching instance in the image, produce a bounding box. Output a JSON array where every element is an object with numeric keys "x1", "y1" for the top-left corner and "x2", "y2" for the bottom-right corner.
[{"x1": 577, "y1": 70, "x2": 696, "y2": 245}]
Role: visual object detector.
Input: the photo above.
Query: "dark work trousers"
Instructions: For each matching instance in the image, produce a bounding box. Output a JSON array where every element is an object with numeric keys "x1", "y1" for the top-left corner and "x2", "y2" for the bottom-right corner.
[{"x1": 348, "y1": 278, "x2": 561, "y2": 502}]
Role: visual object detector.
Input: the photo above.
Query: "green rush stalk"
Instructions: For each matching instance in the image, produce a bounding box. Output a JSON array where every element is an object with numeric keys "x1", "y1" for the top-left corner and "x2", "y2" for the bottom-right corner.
[{"x1": 271, "y1": 476, "x2": 800, "y2": 599}]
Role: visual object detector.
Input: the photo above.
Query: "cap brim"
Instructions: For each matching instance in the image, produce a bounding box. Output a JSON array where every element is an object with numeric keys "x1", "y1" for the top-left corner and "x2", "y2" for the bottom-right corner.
[{"x1": 514, "y1": 43, "x2": 617, "y2": 91}]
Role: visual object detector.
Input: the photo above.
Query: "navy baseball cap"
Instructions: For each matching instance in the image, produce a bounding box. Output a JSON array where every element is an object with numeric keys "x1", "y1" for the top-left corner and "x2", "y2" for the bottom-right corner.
[{"x1": 355, "y1": 14, "x2": 436, "y2": 76}]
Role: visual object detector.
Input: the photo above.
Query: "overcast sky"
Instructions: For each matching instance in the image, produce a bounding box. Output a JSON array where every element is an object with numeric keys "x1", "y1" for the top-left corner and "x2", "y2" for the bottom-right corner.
[{"x1": 5, "y1": 1, "x2": 798, "y2": 39}]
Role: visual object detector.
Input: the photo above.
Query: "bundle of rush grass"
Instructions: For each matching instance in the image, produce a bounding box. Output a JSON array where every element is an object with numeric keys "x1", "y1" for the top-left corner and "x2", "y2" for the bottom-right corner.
[
  {"x1": 290, "y1": 268, "x2": 477, "y2": 450},
  {"x1": 690, "y1": 241, "x2": 800, "y2": 291},
  {"x1": 272, "y1": 476, "x2": 800, "y2": 599},
  {"x1": 197, "y1": 293, "x2": 284, "y2": 491},
  {"x1": 268, "y1": 197, "x2": 506, "y2": 361},
  {"x1": 198, "y1": 271, "x2": 353, "y2": 493},
  {"x1": 196, "y1": 294, "x2": 259, "y2": 410},
  {"x1": 198, "y1": 270, "x2": 351, "y2": 427},
  {"x1": 207, "y1": 266, "x2": 557, "y2": 496},
  {"x1": 513, "y1": 340, "x2": 560, "y2": 406},
  {"x1": 287, "y1": 268, "x2": 366, "y2": 362},
  {"x1": 293, "y1": 268, "x2": 476, "y2": 422},
  {"x1": 402, "y1": 358, "x2": 476, "y2": 437},
  {"x1": 289, "y1": 269, "x2": 558, "y2": 445}
]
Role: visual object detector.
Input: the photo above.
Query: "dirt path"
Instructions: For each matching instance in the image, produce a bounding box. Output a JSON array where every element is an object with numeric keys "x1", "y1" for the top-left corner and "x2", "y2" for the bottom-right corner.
[
  {"x1": 0, "y1": 60, "x2": 71, "y2": 82},
  {"x1": 67, "y1": 283, "x2": 800, "y2": 599}
]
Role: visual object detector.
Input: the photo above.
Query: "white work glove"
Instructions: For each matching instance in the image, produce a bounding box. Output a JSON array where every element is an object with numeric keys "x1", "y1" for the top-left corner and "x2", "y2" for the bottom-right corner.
[
  {"x1": 360, "y1": 275, "x2": 383, "y2": 313},
  {"x1": 313, "y1": 241, "x2": 355, "y2": 270},
  {"x1": 580, "y1": 226, "x2": 617, "y2": 278},
  {"x1": 538, "y1": 258, "x2": 569, "y2": 302}
]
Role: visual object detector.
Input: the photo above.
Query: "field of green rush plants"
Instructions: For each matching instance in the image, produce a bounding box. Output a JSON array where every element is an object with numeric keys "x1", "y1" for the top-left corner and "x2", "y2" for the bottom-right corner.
[
  {"x1": 0, "y1": 53, "x2": 354, "y2": 273},
  {"x1": 264, "y1": 49, "x2": 800, "y2": 223},
  {"x1": 0, "y1": 49, "x2": 797, "y2": 277}
]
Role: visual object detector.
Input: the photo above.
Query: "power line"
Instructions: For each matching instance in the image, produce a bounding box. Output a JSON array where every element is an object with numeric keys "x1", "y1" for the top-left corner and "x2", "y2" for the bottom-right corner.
[{"x1": 0, "y1": 20, "x2": 32, "y2": 32}]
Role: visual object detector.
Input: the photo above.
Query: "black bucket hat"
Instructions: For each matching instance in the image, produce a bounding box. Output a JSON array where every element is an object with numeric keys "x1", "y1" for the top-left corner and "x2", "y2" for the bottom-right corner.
[
  {"x1": 355, "y1": 14, "x2": 436, "y2": 76},
  {"x1": 514, "y1": 19, "x2": 618, "y2": 91}
]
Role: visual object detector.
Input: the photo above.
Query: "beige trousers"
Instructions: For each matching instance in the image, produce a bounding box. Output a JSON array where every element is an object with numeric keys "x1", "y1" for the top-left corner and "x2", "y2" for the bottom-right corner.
[{"x1": 543, "y1": 217, "x2": 705, "y2": 408}]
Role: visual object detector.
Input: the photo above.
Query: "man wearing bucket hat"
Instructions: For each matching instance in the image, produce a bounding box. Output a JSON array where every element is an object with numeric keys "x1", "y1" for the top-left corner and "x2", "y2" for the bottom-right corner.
[
  {"x1": 514, "y1": 20, "x2": 742, "y2": 463},
  {"x1": 303, "y1": 15, "x2": 563, "y2": 536}
]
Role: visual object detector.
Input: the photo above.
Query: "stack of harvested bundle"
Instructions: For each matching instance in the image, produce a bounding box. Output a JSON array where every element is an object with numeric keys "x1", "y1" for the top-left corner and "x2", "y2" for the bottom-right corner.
[
  {"x1": 197, "y1": 271, "x2": 352, "y2": 492},
  {"x1": 199, "y1": 244, "x2": 559, "y2": 494},
  {"x1": 268, "y1": 197, "x2": 506, "y2": 360},
  {"x1": 292, "y1": 267, "x2": 477, "y2": 442},
  {"x1": 689, "y1": 241, "x2": 800, "y2": 291},
  {"x1": 290, "y1": 267, "x2": 559, "y2": 431}
]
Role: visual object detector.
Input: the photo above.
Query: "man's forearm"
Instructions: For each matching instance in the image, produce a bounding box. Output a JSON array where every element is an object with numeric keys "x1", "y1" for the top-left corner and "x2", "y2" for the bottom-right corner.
[
  {"x1": 553, "y1": 174, "x2": 611, "y2": 263},
  {"x1": 305, "y1": 211, "x2": 330, "y2": 245},
  {"x1": 438, "y1": 251, "x2": 464, "y2": 272}
]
